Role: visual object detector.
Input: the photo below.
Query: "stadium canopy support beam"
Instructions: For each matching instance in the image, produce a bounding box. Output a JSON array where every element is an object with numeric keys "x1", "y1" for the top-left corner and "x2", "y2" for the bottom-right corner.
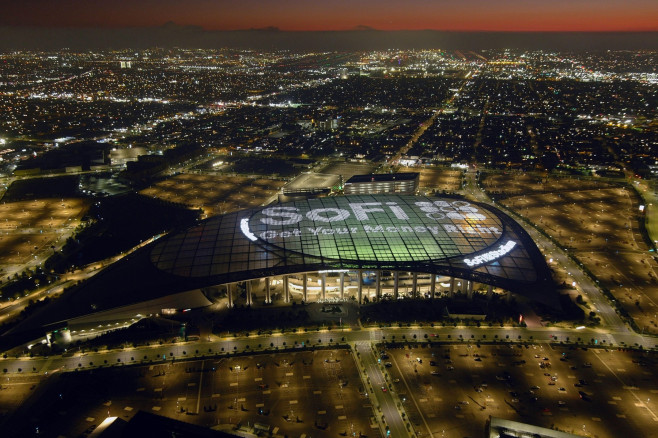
[
  {"x1": 487, "y1": 285, "x2": 494, "y2": 300},
  {"x1": 376, "y1": 271, "x2": 382, "y2": 300},
  {"x1": 412, "y1": 272, "x2": 418, "y2": 299},
  {"x1": 265, "y1": 277, "x2": 271, "y2": 304},
  {"x1": 430, "y1": 274, "x2": 436, "y2": 299},
  {"x1": 302, "y1": 273, "x2": 308, "y2": 303},
  {"x1": 246, "y1": 280, "x2": 252, "y2": 306},
  {"x1": 357, "y1": 270, "x2": 363, "y2": 304},
  {"x1": 284, "y1": 275, "x2": 290, "y2": 303},
  {"x1": 227, "y1": 283, "x2": 234, "y2": 308},
  {"x1": 467, "y1": 280, "x2": 474, "y2": 300},
  {"x1": 393, "y1": 271, "x2": 399, "y2": 299},
  {"x1": 449, "y1": 277, "x2": 456, "y2": 297},
  {"x1": 339, "y1": 272, "x2": 345, "y2": 300},
  {"x1": 321, "y1": 273, "x2": 327, "y2": 301}
]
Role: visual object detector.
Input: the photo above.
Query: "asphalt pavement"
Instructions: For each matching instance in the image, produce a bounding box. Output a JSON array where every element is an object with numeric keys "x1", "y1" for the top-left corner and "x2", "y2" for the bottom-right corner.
[{"x1": 356, "y1": 341, "x2": 408, "y2": 438}]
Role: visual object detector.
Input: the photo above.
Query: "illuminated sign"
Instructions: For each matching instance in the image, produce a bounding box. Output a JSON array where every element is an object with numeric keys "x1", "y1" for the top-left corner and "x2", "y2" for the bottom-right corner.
[
  {"x1": 463, "y1": 241, "x2": 516, "y2": 267},
  {"x1": 257, "y1": 200, "x2": 487, "y2": 225},
  {"x1": 238, "y1": 196, "x2": 508, "y2": 264},
  {"x1": 246, "y1": 200, "x2": 500, "y2": 242},
  {"x1": 247, "y1": 200, "x2": 501, "y2": 241},
  {"x1": 240, "y1": 218, "x2": 257, "y2": 241}
]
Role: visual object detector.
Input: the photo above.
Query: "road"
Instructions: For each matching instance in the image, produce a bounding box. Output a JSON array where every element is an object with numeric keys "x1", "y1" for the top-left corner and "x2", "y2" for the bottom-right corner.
[
  {"x1": 356, "y1": 341, "x2": 408, "y2": 438},
  {"x1": 463, "y1": 169, "x2": 628, "y2": 332},
  {"x1": 2, "y1": 324, "x2": 654, "y2": 375},
  {"x1": 389, "y1": 76, "x2": 471, "y2": 166},
  {"x1": 632, "y1": 178, "x2": 658, "y2": 249},
  {"x1": 2, "y1": 142, "x2": 656, "y2": 437},
  {"x1": 0, "y1": 234, "x2": 162, "y2": 326},
  {"x1": 2, "y1": 325, "x2": 656, "y2": 438}
]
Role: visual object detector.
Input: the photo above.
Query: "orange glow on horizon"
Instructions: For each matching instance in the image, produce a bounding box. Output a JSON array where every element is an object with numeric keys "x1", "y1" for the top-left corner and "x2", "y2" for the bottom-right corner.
[{"x1": 1, "y1": 0, "x2": 656, "y2": 33}]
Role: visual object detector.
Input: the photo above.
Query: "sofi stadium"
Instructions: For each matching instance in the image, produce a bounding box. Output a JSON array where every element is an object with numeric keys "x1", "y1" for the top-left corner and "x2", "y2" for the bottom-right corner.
[
  {"x1": 5, "y1": 194, "x2": 556, "y2": 346},
  {"x1": 149, "y1": 194, "x2": 554, "y2": 307}
]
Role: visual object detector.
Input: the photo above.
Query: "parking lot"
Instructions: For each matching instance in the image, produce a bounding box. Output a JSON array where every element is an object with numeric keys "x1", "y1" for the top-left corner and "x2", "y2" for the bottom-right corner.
[
  {"x1": 399, "y1": 167, "x2": 463, "y2": 193},
  {"x1": 285, "y1": 172, "x2": 340, "y2": 191},
  {"x1": 139, "y1": 174, "x2": 285, "y2": 217},
  {"x1": 483, "y1": 173, "x2": 658, "y2": 335},
  {"x1": 0, "y1": 373, "x2": 45, "y2": 423},
  {"x1": 383, "y1": 343, "x2": 658, "y2": 438},
  {"x1": 8, "y1": 349, "x2": 378, "y2": 438},
  {"x1": 0, "y1": 198, "x2": 88, "y2": 266}
]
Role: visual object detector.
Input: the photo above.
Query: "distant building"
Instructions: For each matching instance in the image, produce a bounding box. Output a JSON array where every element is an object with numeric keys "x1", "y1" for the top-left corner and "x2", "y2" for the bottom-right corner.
[
  {"x1": 314, "y1": 117, "x2": 340, "y2": 131},
  {"x1": 344, "y1": 172, "x2": 419, "y2": 195},
  {"x1": 120, "y1": 61, "x2": 132, "y2": 69},
  {"x1": 109, "y1": 147, "x2": 147, "y2": 166},
  {"x1": 399, "y1": 155, "x2": 426, "y2": 166}
]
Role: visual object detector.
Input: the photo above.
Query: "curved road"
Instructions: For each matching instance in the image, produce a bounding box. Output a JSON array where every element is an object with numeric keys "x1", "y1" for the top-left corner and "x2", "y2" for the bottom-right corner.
[{"x1": 463, "y1": 169, "x2": 628, "y2": 332}]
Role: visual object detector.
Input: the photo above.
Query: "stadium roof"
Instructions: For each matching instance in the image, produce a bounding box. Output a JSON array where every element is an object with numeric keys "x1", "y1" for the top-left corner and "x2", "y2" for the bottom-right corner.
[
  {"x1": 345, "y1": 172, "x2": 419, "y2": 183},
  {"x1": 2, "y1": 194, "x2": 556, "y2": 348},
  {"x1": 150, "y1": 195, "x2": 553, "y2": 301}
]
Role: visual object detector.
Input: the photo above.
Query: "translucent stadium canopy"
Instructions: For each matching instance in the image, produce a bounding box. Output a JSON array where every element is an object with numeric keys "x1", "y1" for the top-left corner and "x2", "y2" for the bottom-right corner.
[
  {"x1": 244, "y1": 195, "x2": 504, "y2": 264},
  {"x1": 150, "y1": 195, "x2": 551, "y2": 295}
]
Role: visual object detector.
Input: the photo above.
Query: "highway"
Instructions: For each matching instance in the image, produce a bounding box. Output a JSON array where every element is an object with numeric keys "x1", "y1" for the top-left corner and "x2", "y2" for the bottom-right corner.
[{"x1": 633, "y1": 178, "x2": 658, "y2": 248}]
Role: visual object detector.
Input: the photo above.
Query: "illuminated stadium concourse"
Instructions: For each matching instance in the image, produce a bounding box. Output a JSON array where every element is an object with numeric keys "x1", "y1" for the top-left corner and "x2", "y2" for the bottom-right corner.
[{"x1": 150, "y1": 195, "x2": 556, "y2": 307}]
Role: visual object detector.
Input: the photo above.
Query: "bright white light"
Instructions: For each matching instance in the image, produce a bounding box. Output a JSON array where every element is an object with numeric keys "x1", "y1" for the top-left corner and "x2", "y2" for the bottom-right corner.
[
  {"x1": 463, "y1": 241, "x2": 516, "y2": 267},
  {"x1": 576, "y1": 326, "x2": 586, "y2": 330},
  {"x1": 240, "y1": 218, "x2": 257, "y2": 241}
]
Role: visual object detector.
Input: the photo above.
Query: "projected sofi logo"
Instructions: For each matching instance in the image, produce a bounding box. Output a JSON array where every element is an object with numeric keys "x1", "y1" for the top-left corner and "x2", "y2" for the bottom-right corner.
[
  {"x1": 257, "y1": 200, "x2": 486, "y2": 225},
  {"x1": 240, "y1": 196, "x2": 514, "y2": 265},
  {"x1": 243, "y1": 199, "x2": 502, "y2": 241}
]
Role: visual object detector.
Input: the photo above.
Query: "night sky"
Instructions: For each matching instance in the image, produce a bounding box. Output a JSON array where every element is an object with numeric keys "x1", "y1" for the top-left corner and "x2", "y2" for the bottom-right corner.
[{"x1": 2, "y1": 0, "x2": 657, "y2": 32}]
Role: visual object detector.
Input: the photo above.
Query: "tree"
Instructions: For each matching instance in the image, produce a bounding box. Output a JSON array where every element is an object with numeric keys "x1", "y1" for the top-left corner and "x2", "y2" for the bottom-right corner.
[{"x1": 540, "y1": 152, "x2": 560, "y2": 172}]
